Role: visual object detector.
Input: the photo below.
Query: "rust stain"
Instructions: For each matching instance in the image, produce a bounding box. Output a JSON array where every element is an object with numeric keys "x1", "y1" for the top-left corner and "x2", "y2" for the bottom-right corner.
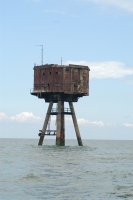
[{"x1": 31, "y1": 64, "x2": 90, "y2": 102}]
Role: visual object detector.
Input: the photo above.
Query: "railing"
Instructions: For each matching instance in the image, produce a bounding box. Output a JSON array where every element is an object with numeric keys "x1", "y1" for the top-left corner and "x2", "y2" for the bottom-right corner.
[
  {"x1": 38, "y1": 130, "x2": 56, "y2": 136},
  {"x1": 50, "y1": 108, "x2": 72, "y2": 115},
  {"x1": 51, "y1": 108, "x2": 71, "y2": 113}
]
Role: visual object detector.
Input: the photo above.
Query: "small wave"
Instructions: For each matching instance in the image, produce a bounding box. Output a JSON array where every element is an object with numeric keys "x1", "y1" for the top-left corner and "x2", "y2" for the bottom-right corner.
[
  {"x1": 114, "y1": 185, "x2": 133, "y2": 199},
  {"x1": 20, "y1": 173, "x2": 41, "y2": 183},
  {"x1": 117, "y1": 193, "x2": 133, "y2": 199}
]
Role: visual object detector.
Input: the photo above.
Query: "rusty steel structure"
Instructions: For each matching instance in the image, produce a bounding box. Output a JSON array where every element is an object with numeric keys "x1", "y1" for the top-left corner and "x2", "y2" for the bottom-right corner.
[{"x1": 31, "y1": 63, "x2": 90, "y2": 146}]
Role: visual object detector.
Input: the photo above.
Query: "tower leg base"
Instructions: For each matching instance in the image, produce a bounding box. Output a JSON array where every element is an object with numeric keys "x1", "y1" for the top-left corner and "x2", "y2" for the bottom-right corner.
[
  {"x1": 38, "y1": 101, "x2": 83, "y2": 146},
  {"x1": 69, "y1": 102, "x2": 83, "y2": 146},
  {"x1": 56, "y1": 138, "x2": 65, "y2": 146},
  {"x1": 77, "y1": 137, "x2": 83, "y2": 146}
]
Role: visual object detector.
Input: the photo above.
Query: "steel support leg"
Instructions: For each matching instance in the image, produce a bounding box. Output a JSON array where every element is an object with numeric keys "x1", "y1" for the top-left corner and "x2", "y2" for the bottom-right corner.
[
  {"x1": 69, "y1": 102, "x2": 83, "y2": 146},
  {"x1": 38, "y1": 102, "x2": 53, "y2": 145},
  {"x1": 56, "y1": 101, "x2": 65, "y2": 146}
]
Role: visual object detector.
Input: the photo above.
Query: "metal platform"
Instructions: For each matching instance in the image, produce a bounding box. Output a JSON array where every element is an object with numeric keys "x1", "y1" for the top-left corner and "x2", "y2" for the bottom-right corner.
[
  {"x1": 50, "y1": 108, "x2": 72, "y2": 115},
  {"x1": 38, "y1": 130, "x2": 56, "y2": 136}
]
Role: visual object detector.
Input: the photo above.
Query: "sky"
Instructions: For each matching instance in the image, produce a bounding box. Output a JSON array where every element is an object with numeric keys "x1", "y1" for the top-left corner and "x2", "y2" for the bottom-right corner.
[{"x1": 0, "y1": 0, "x2": 133, "y2": 140}]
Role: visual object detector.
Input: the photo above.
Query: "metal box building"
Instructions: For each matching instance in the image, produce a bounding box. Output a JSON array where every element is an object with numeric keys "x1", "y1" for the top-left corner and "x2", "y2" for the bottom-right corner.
[{"x1": 31, "y1": 64, "x2": 90, "y2": 102}]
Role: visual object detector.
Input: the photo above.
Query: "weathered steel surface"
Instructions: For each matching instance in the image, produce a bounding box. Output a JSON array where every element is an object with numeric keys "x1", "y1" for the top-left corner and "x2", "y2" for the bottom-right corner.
[
  {"x1": 32, "y1": 63, "x2": 89, "y2": 146},
  {"x1": 31, "y1": 64, "x2": 90, "y2": 102},
  {"x1": 38, "y1": 102, "x2": 53, "y2": 145},
  {"x1": 56, "y1": 101, "x2": 65, "y2": 146},
  {"x1": 38, "y1": 101, "x2": 82, "y2": 146},
  {"x1": 69, "y1": 102, "x2": 83, "y2": 146}
]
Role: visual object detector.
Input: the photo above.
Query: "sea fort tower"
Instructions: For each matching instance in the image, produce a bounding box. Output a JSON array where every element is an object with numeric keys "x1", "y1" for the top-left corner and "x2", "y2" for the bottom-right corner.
[{"x1": 31, "y1": 63, "x2": 90, "y2": 146}]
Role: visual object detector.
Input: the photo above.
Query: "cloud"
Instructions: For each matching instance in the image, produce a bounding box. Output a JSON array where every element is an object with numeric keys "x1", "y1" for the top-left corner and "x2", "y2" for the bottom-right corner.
[
  {"x1": 10, "y1": 112, "x2": 41, "y2": 122},
  {"x1": 90, "y1": 61, "x2": 133, "y2": 79},
  {"x1": 77, "y1": 118, "x2": 105, "y2": 127},
  {"x1": 66, "y1": 60, "x2": 133, "y2": 79},
  {"x1": 62, "y1": 116, "x2": 105, "y2": 127},
  {"x1": 0, "y1": 112, "x2": 8, "y2": 121},
  {"x1": 123, "y1": 123, "x2": 133, "y2": 128},
  {"x1": 84, "y1": 0, "x2": 133, "y2": 12},
  {"x1": 48, "y1": 116, "x2": 105, "y2": 127},
  {"x1": 1, "y1": 111, "x2": 133, "y2": 130}
]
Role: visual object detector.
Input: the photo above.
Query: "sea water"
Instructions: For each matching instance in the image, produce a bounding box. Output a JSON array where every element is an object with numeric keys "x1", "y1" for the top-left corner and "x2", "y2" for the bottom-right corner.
[{"x1": 0, "y1": 139, "x2": 133, "y2": 200}]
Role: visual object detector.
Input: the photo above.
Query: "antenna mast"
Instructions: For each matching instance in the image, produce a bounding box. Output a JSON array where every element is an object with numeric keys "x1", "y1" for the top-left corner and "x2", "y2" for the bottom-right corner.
[
  {"x1": 61, "y1": 56, "x2": 62, "y2": 65},
  {"x1": 37, "y1": 44, "x2": 44, "y2": 66},
  {"x1": 41, "y1": 44, "x2": 43, "y2": 66}
]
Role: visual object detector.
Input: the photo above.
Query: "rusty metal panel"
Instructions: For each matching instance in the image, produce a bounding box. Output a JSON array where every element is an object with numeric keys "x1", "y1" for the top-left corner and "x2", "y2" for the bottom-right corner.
[
  {"x1": 41, "y1": 67, "x2": 48, "y2": 92},
  {"x1": 72, "y1": 68, "x2": 80, "y2": 93},
  {"x1": 63, "y1": 67, "x2": 72, "y2": 93},
  {"x1": 72, "y1": 68, "x2": 80, "y2": 81},
  {"x1": 81, "y1": 69, "x2": 89, "y2": 94},
  {"x1": 80, "y1": 68, "x2": 88, "y2": 93},
  {"x1": 32, "y1": 64, "x2": 90, "y2": 101},
  {"x1": 45, "y1": 67, "x2": 53, "y2": 92},
  {"x1": 34, "y1": 67, "x2": 41, "y2": 91},
  {"x1": 36, "y1": 65, "x2": 64, "y2": 93},
  {"x1": 51, "y1": 67, "x2": 63, "y2": 92}
]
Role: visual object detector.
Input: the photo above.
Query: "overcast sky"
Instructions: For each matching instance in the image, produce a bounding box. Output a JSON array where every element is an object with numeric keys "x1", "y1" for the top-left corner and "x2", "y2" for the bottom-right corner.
[{"x1": 0, "y1": 0, "x2": 133, "y2": 140}]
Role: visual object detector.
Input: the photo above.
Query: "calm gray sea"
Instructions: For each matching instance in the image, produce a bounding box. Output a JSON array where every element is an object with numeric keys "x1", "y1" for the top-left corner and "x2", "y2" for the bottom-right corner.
[{"x1": 0, "y1": 139, "x2": 133, "y2": 200}]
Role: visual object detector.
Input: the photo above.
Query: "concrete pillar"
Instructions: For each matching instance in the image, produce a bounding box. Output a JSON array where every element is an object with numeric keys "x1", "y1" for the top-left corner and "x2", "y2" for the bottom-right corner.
[
  {"x1": 38, "y1": 102, "x2": 53, "y2": 145},
  {"x1": 69, "y1": 102, "x2": 83, "y2": 146},
  {"x1": 56, "y1": 101, "x2": 65, "y2": 146}
]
